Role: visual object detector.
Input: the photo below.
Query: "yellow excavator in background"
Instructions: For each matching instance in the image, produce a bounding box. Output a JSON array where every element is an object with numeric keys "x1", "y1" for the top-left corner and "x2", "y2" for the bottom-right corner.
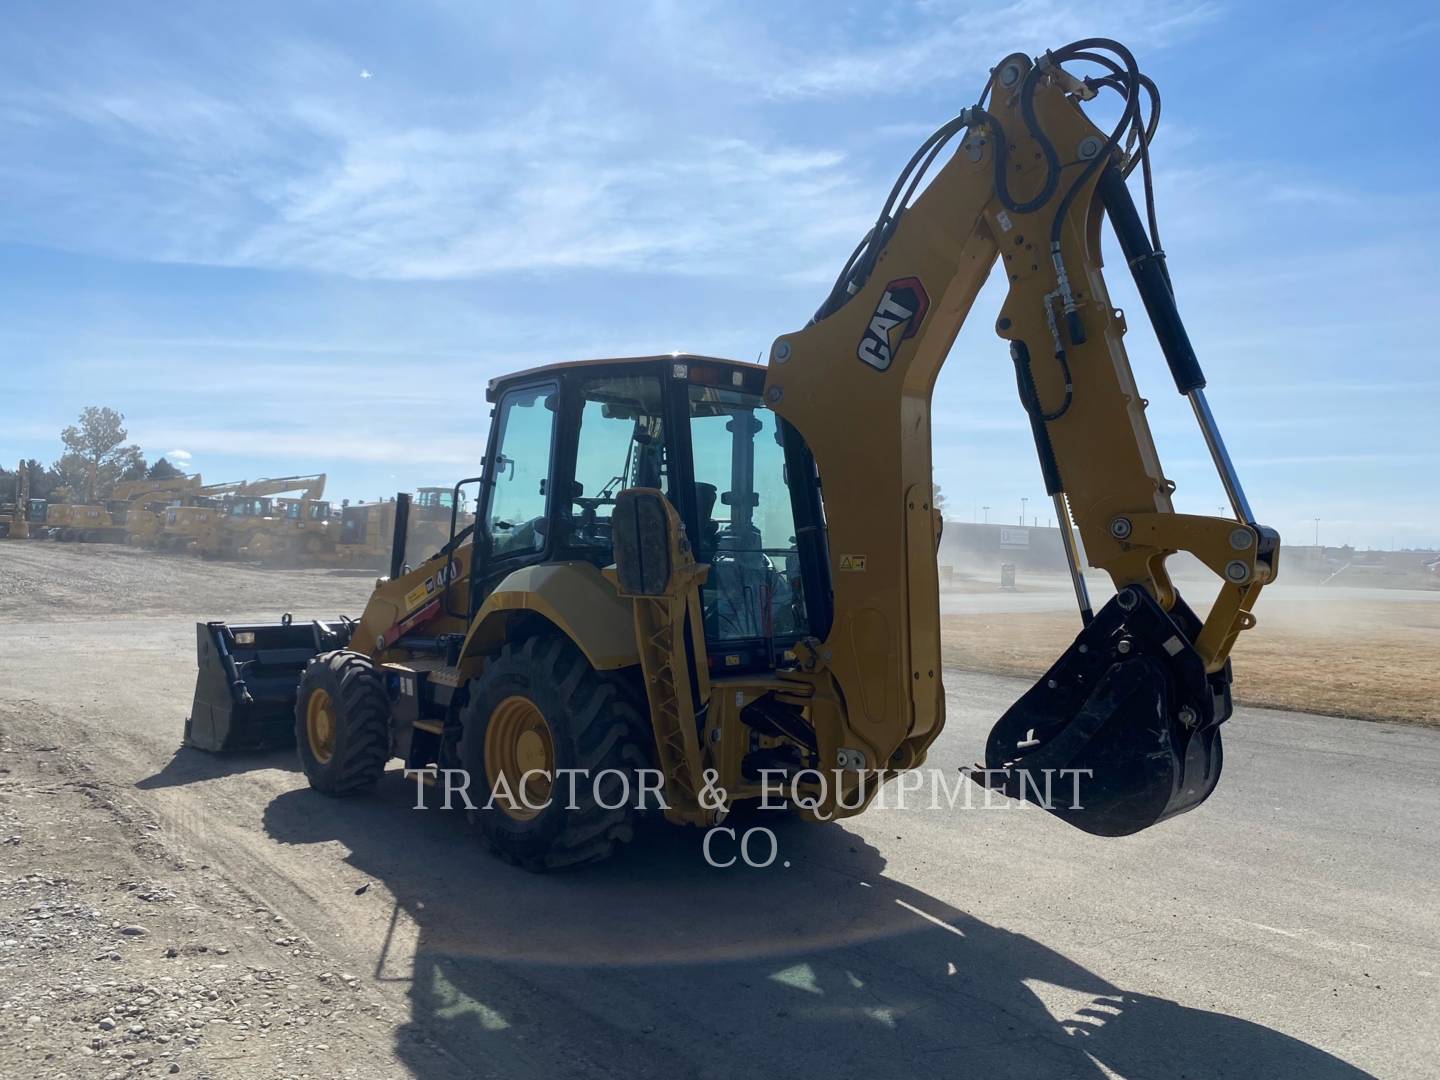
[
  {"x1": 163, "y1": 474, "x2": 326, "y2": 557},
  {"x1": 0, "y1": 462, "x2": 35, "y2": 539},
  {"x1": 111, "y1": 474, "x2": 205, "y2": 545},
  {"x1": 37, "y1": 487, "x2": 78, "y2": 540},
  {"x1": 188, "y1": 39, "x2": 1276, "y2": 869},
  {"x1": 157, "y1": 479, "x2": 252, "y2": 550},
  {"x1": 30, "y1": 474, "x2": 201, "y2": 544},
  {"x1": 106, "y1": 475, "x2": 205, "y2": 544}
]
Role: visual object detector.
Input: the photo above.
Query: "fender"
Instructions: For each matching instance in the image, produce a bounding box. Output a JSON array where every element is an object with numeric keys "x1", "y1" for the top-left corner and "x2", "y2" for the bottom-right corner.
[{"x1": 460, "y1": 561, "x2": 639, "y2": 672}]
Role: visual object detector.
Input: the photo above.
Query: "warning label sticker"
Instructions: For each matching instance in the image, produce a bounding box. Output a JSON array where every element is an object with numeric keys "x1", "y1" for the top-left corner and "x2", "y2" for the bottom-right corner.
[
  {"x1": 403, "y1": 580, "x2": 431, "y2": 610},
  {"x1": 838, "y1": 554, "x2": 867, "y2": 572}
]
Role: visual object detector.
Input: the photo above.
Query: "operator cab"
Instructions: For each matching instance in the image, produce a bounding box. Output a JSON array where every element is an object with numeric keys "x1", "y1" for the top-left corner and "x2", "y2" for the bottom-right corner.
[
  {"x1": 227, "y1": 496, "x2": 272, "y2": 519},
  {"x1": 470, "y1": 354, "x2": 830, "y2": 673},
  {"x1": 415, "y1": 487, "x2": 459, "y2": 513},
  {"x1": 278, "y1": 498, "x2": 331, "y2": 523}
]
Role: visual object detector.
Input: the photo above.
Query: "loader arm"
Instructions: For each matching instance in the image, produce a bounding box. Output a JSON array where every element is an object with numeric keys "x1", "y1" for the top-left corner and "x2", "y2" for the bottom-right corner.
[{"x1": 764, "y1": 40, "x2": 1277, "y2": 835}]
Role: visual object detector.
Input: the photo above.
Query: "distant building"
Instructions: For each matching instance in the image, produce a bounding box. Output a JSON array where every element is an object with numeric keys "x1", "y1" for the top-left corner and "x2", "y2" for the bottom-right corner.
[{"x1": 937, "y1": 521, "x2": 1078, "y2": 574}]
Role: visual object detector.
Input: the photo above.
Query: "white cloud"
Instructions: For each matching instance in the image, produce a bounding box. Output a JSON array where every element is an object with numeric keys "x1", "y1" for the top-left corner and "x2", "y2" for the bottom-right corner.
[
  {"x1": 0, "y1": 1, "x2": 1222, "y2": 284},
  {"x1": 651, "y1": 0, "x2": 1223, "y2": 101},
  {"x1": 3, "y1": 72, "x2": 872, "y2": 282},
  {"x1": 166, "y1": 448, "x2": 192, "y2": 462},
  {"x1": 233, "y1": 105, "x2": 866, "y2": 280},
  {"x1": 136, "y1": 427, "x2": 479, "y2": 468}
]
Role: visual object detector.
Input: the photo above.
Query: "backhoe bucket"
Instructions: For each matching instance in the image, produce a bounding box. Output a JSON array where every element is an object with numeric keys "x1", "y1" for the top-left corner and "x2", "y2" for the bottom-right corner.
[
  {"x1": 980, "y1": 586, "x2": 1229, "y2": 837},
  {"x1": 185, "y1": 621, "x2": 328, "y2": 752}
]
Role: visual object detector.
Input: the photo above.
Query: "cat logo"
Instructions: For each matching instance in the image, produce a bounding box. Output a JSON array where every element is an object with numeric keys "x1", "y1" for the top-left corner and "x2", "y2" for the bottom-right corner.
[{"x1": 856, "y1": 277, "x2": 930, "y2": 371}]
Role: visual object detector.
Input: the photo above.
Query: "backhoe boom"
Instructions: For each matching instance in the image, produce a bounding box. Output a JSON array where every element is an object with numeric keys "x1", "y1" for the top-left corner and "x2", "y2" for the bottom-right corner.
[{"x1": 765, "y1": 41, "x2": 1276, "y2": 834}]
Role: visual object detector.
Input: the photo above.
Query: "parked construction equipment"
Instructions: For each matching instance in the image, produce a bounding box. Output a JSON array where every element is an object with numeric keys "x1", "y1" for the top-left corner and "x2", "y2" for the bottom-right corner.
[
  {"x1": 0, "y1": 463, "x2": 36, "y2": 539},
  {"x1": 188, "y1": 40, "x2": 1278, "y2": 867},
  {"x1": 163, "y1": 475, "x2": 326, "y2": 557}
]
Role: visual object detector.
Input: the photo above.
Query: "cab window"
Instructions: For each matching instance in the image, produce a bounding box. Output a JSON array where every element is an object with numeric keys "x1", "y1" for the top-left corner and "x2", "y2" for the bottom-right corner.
[
  {"x1": 485, "y1": 384, "x2": 556, "y2": 558},
  {"x1": 567, "y1": 374, "x2": 667, "y2": 559},
  {"x1": 687, "y1": 384, "x2": 807, "y2": 643}
]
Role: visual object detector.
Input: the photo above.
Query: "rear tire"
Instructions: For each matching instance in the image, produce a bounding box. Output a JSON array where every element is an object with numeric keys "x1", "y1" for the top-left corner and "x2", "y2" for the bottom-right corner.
[
  {"x1": 295, "y1": 650, "x2": 392, "y2": 795},
  {"x1": 460, "y1": 634, "x2": 650, "y2": 871}
]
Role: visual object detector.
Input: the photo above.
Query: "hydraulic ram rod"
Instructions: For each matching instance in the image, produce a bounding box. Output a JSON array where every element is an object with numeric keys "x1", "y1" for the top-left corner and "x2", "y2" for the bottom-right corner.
[{"x1": 1096, "y1": 164, "x2": 1255, "y2": 525}]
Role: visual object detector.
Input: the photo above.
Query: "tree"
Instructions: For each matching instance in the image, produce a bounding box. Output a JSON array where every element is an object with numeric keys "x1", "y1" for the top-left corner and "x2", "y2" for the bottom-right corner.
[
  {"x1": 18, "y1": 459, "x2": 62, "y2": 500},
  {"x1": 56, "y1": 406, "x2": 144, "y2": 502},
  {"x1": 147, "y1": 457, "x2": 185, "y2": 481},
  {"x1": 932, "y1": 483, "x2": 948, "y2": 514}
]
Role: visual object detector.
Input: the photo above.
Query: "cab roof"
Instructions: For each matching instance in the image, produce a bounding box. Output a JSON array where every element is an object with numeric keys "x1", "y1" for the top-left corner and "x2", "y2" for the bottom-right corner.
[{"x1": 487, "y1": 353, "x2": 763, "y2": 399}]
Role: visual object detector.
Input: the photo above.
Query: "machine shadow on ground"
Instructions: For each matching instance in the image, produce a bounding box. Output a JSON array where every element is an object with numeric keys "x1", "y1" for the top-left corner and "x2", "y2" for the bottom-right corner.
[
  {"x1": 261, "y1": 771, "x2": 1377, "y2": 1080},
  {"x1": 136, "y1": 744, "x2": 300, "y2": 789}
]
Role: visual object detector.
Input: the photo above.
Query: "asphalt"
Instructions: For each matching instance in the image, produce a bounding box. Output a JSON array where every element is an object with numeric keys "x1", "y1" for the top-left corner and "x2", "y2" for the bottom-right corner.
[{"x1": 0, "y1": 549, "x2": 1435, "y2": 1078}]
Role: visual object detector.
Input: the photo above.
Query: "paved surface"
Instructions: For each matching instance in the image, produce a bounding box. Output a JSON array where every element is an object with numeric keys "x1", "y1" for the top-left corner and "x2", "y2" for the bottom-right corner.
[{"x1": 1, "y1": 544, "x2": 1436, "y2": 1078}]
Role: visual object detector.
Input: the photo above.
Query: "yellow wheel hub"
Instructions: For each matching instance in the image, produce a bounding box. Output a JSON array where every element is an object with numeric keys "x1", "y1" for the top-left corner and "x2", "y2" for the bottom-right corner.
[
  {"x1": 306, "y1": 687, "x2": 336, "y2": 764},
  {"x1": 485, "y1": 695, "x2": 555, "y2": 820}
]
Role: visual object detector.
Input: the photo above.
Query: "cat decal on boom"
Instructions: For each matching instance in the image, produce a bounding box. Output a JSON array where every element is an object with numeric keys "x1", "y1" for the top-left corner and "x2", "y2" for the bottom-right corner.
[{"x1": 856, "y1": 276, "x2": 929, "y2": 371}]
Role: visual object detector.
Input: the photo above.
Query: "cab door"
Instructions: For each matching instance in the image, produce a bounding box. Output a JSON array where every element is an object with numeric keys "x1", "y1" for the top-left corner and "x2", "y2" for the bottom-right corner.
[{"x1": 471, "y1": 381, "x2": 559, "y2": 611}]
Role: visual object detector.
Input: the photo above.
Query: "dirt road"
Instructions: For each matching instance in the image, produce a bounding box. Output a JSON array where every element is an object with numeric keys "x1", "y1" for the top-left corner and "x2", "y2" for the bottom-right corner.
[{"x1": 2, "y1": 542, "x2": 1436, "y2": 1078}]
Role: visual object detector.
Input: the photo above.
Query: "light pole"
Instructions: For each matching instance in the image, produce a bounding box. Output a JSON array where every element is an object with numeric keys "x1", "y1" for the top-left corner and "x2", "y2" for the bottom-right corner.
[
  {"x1": 1314, "y1": 518, "x2": 1321, "y2": 550},
  {"x1": 1020, "y1": 497, "x2": 1028, "y2": 526},
  {"x1": 982, "y1": 505, "x2": 989, "y2": 524}
]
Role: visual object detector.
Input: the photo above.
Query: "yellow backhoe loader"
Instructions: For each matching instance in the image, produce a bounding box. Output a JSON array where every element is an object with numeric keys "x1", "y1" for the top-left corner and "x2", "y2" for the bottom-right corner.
[{"x1": 187, "y1": 40, "x2": 1277, "y2": 869}]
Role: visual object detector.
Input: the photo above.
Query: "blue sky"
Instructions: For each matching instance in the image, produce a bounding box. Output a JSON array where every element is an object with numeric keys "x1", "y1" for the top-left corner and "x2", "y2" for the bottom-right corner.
[{"x1": 1, "y1": 1, "x2": 1436, "y2": 549}]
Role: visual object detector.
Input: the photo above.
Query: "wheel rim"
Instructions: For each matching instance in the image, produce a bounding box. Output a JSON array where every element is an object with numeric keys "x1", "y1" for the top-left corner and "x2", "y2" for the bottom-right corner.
[
  {"x1": 485, "y1": 695, "x2": 554, "y2": 820},
  {"x1": 306, "y1": 688, "x2": 336, "y2": 764}
]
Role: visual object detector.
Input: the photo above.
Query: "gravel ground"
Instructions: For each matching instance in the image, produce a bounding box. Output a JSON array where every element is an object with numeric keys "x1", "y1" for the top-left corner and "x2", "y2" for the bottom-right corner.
[
  {"x1": 1, "y1": 539, "x2": 1435, "y2": 1079},
  {"x1": 0, "y1": 722, "x2": 454, "y2": 1079},
  {"x1": 0, "y1": 542, "x2": 376, "y2": 624}
]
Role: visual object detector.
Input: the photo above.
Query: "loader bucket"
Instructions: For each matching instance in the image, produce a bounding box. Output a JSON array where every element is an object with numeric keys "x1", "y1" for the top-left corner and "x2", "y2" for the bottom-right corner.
[
  {"x1": 185, "y1": 621, "x2": 329, "y2": 752},
  {"x1": 980, "y1": 586, "x2": 1229, "y2": 837}
]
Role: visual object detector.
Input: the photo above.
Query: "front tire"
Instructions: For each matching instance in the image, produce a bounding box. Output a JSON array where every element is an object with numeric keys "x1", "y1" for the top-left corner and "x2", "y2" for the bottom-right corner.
[
  {"x1": 461, "y1": 634, "x2": 650, "y2": 871},
  {"x1": 295, "y1": 650, "x2": 391, "y2": 795}
]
